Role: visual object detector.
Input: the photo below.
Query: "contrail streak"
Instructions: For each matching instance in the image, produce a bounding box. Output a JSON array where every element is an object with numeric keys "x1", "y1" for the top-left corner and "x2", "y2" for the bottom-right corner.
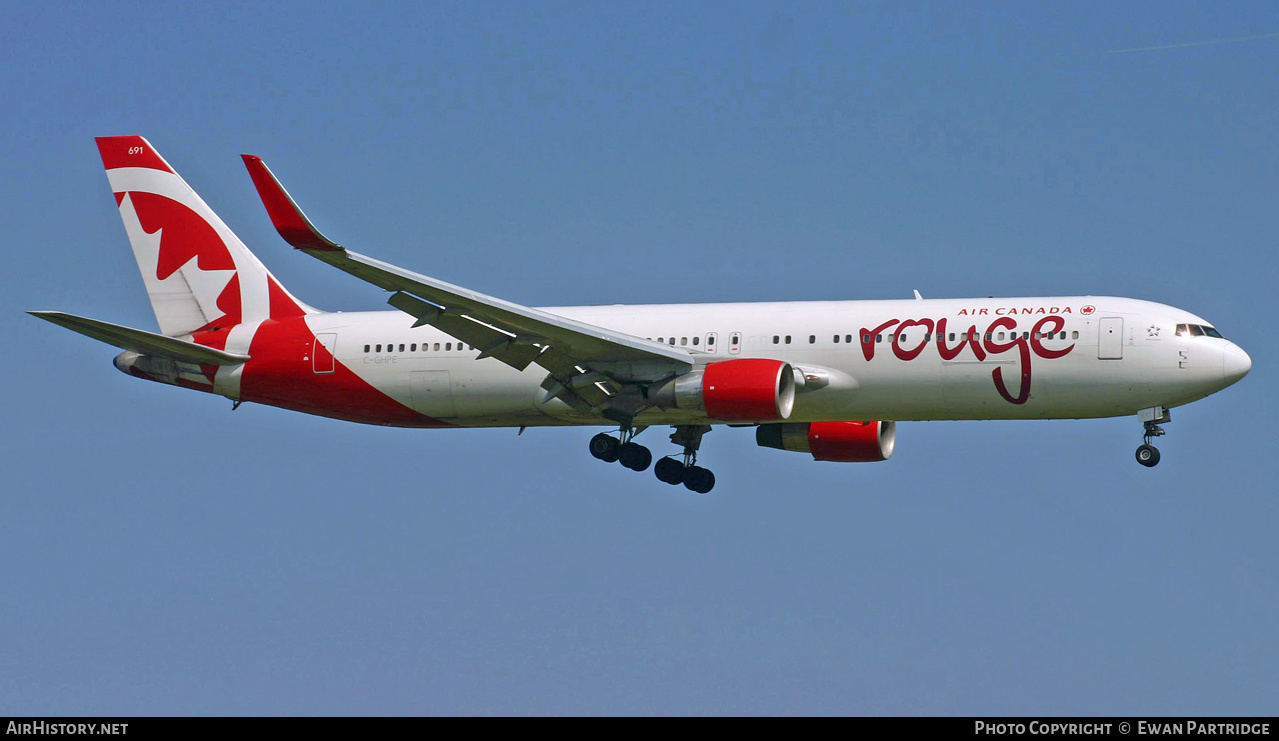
[{"x1": 1108, "y1": 32, "x2": 1279, "y2": 54}]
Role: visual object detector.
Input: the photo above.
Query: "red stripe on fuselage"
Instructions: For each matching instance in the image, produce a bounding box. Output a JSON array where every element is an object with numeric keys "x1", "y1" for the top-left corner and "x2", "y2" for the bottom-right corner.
[{"x1": 239, "y1": 317, "x2": 452, "y2": 428}]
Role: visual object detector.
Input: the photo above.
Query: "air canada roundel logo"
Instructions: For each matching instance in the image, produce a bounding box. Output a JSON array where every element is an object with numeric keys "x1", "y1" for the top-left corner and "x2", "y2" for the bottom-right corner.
[{"x1": 1080, "y1": 305, "x2": 1096, "y2": 315}]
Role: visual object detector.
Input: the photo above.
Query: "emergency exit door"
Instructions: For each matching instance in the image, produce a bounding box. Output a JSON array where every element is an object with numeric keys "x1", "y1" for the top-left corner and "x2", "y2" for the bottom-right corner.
[
  {"x1": 313, "y1": 333, "x2": 337, "y2": 374},
  {"x1": 1098, "y1": 318, "x2": 1123, "y2": 360}
]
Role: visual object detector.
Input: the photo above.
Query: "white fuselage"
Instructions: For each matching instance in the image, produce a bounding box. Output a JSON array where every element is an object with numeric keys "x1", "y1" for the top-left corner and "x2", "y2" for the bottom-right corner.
[{"x1": 282, "y1": 295, "x2": 1248, "y2": 428}]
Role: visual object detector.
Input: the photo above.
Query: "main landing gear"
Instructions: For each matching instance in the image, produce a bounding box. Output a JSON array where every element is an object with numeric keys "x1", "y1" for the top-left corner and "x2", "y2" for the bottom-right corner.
[
  {"x1": 1135, "y1": 406, "x2": 1170, "y2": 468},
  {"x1": 589, "y1": 428, "x2": 653, "y2": 472},
  {"x1": 588, "y1": 424, "x2": 716, "y2": 493},
  {"x1": 655, "y1": 425, "x2": 715, "y2": 494}
]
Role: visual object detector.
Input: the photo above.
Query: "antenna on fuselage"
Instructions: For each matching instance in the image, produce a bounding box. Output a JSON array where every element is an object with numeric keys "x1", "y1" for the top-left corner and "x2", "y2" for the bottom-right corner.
[{"x1": 913, "y1": 289, "x2": 923, "y2": 300}]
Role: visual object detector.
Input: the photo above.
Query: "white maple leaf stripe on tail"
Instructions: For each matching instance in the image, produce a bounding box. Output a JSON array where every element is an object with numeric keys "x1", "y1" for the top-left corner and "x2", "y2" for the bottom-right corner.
[{"x1": 97, "y1": 136, "x2": 316, "y2": 338}]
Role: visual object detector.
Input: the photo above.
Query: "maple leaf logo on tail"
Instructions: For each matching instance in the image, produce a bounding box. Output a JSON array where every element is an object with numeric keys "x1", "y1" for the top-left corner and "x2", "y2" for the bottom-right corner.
[{"x1": 95, "y1": 136, "x2": 313, "y2": 342}]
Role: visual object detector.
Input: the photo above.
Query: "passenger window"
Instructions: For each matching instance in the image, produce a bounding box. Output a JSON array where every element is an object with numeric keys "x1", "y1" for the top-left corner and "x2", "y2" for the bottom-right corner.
[
  {"x1": 399, "y1": 344, "x2": 405, "y2": 352},
  {"x1": 364, "y1": 344, "x2": 371, "y2": 353},
  {"x1": 862, "y1": 334, "x2": 870, "y2": 343},
  {"x1": 708, "y1": 336, "x2": 715, "y2": 346},
  {"x1": 845, "y1": 334, "x2": 852, "y2": 343},
  {"x1": 809, "y1": 335, "x2": 816, "y2": 344},
  {"x1": 434, "y1": 343, "x2": 440, "y2": 350},
  {"x1": 445, "y1": 343, "x2": 452, "y2": 351},
  {"x1": 669, "y1": 338, "x2": 676, "y2": 345},
  {"x1": 833, "y1": 335, "x2": 840, "y2": 343},
  {"x1": 376, "y1": 344, "x2": 382, "y2": 352},
  {"x1": 729, "y1": 336, "x2": 737, "y2": 346},
  {"x1": 997, "y1": 332, "x2": 1004, "y2": 341},
  {"x1": 948, "y1": 333, "x2": 955, "y2": 342},
  {"x1": 784, "y1": 335, "x2": 792, "y2": 344},
  {"x1": 876, "y1": 335, "x2": 883, "y2": 343},
  {"x1": 657, "y1": 337, "x2": 664, "y2": 343},
  {"x1": 773, "y1": 335, "x2": 779, "y2": 344},
  {"x1": 692, "y1": 337, "x2": 699, "y2": 346}
]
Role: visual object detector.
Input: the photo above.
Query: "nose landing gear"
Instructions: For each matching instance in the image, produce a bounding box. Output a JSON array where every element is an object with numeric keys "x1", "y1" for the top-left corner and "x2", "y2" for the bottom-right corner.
[{"x1": 1135, "y1": 406, "x2": 1170, "y2": 468}]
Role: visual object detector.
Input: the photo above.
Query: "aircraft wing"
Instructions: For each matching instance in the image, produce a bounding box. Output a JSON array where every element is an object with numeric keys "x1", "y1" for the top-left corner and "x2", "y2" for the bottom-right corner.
[
  {"x1": 241, "y1": 155, "x2": 694, "y2": 413},
  {"x1": 29, "y1": 311, "x2": 250, "y2": 366}
]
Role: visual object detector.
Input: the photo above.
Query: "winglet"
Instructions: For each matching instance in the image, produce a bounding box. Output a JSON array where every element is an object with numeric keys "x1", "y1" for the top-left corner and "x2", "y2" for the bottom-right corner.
[{"x1": 241, "y1": 154, "x2": 343, "y2": 252}]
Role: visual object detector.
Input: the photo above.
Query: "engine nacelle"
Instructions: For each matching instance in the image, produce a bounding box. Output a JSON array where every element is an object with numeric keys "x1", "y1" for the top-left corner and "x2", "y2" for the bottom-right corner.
[
  {"x1": 756, "y1": 420, "x2": 896, "y2": 462},
  {"x1": 650, "y1": 358, "x2": 796, "y2": 422}
]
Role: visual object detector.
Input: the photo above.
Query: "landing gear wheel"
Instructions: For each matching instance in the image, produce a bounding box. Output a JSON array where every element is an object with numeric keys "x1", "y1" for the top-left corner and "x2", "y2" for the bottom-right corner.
[
  {"x1": 1135, "y1": 444, "x2": 1160, "y2": 468},
  {"x1": 654, "y1": 457, "x2": 684, "y2": 485},
  {"x1": 589, "y1": 433, "x2": 619, "y2": 463},
  {"x1": 682, "y1": 465, "x2": 715, "y2": 494},
  {"x1": 618, "y1": 442, "x2": 653, "y2": 472}
]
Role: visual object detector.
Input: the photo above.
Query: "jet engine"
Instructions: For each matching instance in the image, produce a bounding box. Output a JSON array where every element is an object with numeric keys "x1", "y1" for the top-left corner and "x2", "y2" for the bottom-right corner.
[
  {"x1": 756, "y1": 420, "x2": 896, "y2": 462},
  {"x1": 649, "y1": 358, "x2": 796, "y2": 422}
]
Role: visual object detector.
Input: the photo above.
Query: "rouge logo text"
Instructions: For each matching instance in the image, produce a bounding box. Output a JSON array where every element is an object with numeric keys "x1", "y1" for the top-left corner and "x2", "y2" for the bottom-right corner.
[{"x1": 860, "y1": 315, "x2": 1075, "y2": 404}]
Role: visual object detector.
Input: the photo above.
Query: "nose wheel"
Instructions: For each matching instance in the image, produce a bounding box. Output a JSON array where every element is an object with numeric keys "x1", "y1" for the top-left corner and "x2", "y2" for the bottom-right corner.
[{"x1": 1134, "y1": 407, "x2": 1170, "y2": 468}]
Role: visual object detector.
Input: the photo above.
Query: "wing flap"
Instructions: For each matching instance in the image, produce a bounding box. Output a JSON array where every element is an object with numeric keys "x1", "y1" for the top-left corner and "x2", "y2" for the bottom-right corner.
[
  {"x1": 387, "y1": 291, "x2": 542, "y2": 371},
  {"x1": 29, "y1": 311, "x2": 249, "y2": 366}
]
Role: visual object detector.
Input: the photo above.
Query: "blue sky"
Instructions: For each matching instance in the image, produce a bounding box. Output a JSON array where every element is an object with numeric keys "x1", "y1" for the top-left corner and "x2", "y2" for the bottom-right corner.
[{"x1": 2, "y1": 2, "x2": 1276, "y2": 715}]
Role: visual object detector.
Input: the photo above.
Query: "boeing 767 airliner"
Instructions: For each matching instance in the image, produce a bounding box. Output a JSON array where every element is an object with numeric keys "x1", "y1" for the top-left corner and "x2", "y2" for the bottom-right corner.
[{"x1": 31, "y1": 137, "x2": 1251, "y2": 493}]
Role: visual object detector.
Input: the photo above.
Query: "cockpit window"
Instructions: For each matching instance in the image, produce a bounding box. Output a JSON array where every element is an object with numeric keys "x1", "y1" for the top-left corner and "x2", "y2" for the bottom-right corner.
[{"x1": 1177, "y1": 323, "x2": 1225, "y2": 339}]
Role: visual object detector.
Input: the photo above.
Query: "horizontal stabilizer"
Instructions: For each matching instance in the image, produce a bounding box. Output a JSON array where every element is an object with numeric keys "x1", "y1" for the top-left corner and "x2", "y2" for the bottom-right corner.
[{"x1": 29, "y1": 311, "x2": 250, "y2": 366}]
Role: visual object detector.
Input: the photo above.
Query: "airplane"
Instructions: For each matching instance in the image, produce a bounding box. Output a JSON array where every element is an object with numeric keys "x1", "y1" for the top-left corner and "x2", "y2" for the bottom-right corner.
[{"x1": 31, "y1": 136, "x2": 1252, "y2": 493}]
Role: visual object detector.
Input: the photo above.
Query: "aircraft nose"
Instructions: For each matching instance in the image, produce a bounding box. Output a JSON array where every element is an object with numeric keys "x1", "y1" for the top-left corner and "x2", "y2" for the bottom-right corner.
[{"x1": 1222, "y1": 342, "x2": 1252, "y2": 386}]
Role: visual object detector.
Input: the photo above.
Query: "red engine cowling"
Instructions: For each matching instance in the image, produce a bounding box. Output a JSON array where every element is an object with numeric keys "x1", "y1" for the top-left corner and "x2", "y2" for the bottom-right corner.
[
  {"x1": 756, "y1": 420, "x2": 896, "y2": 462},
  {"x1": 650, "y1": 358, "x2": 796, "y2": 422}
]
